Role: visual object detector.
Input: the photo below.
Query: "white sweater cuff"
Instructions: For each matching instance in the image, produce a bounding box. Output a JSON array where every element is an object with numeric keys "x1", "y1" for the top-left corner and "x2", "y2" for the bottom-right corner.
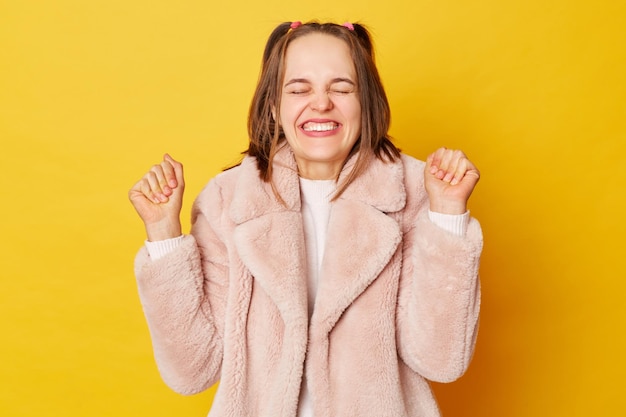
[
  {"x1": 144, "y1": 235, "x2": 184, "y2": 260},
  {"x1": 428, "y1": 210, "x2": 470, "y2": 237}
]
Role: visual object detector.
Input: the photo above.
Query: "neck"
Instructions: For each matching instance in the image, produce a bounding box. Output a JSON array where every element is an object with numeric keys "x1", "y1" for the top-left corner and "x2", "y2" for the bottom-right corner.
[{"x1": 296, "y1": 161, "x2": 342, "y2": 180}]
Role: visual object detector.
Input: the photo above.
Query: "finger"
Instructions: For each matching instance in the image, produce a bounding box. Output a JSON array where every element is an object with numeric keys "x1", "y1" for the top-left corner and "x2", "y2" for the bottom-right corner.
[
  {"x1": 164, "y1": 153, "x2": 185, "y2": 188},
  {"x1": 454, "y1": 158, "x2": 481, "y2": 187},
  {"x1": 150, "y1": 162, "x2": 172, "y2": 194},
  {"x1": 129, "y1": 179, "x2": 154, "y2": 205},
  {"x1": 426, "y1": 153, "x2": 437, "y2": 175},
  {"x1": 449, "y1": 157, "x2": 469, "y2": 185},
  {"x1": 136, "y1": 177, "x2": 162, "y2": 204},
  {"x1": 427, "y1": 147, "x2": 446, "y2": 174},
  {"x1": 441, "y1": 151, "x2": 460, "y2": 182},
  {"x1": 460, "y1": 164, "x2": 481, "y2": 185},
  {"x1": 151, "y1": 162, "x2": 175, "y2": 197},
  {"x1": 442, "y1": 150, "x2": 468, "y2": 183},
  {"x1": 145, "y1": 170, "x2": 169, "y2": 203},
  {"x1": 159, "y1": 160, "x2": 177, "y2": 194},
  {"x1": 435, "y1": 149, "x2": 457, "y2": 181},
  {"x1": 162, "y1": 154, "x2": 180, "y2": 188}
]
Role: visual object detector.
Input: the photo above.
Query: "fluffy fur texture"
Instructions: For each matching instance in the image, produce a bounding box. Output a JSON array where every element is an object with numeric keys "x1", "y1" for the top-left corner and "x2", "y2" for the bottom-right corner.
[{"x1": 134, "y1": 145, "x2": 483, "y2": 417}]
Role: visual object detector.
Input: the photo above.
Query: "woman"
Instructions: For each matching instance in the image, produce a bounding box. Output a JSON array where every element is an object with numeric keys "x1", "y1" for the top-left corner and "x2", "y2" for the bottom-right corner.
[{"x1": 129, "y1": 21, "x2": 482, "y2": 417}]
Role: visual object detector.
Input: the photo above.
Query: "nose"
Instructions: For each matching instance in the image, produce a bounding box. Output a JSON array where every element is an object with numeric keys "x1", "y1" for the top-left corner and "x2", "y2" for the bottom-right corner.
[{"x1": 310, "y1": 91, "x2": 333, "y2": 112}]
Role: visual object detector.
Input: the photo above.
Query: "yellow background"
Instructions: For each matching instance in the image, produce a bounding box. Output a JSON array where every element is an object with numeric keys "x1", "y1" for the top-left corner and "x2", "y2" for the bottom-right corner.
[{"x1": 1, "y1": 0, "x2": 625, "y2": 416}]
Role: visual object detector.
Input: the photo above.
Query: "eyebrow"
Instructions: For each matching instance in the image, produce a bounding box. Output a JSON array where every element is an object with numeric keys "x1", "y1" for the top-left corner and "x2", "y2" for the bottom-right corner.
[{"x1": 284, "y1": 77, "x2": 356, "y2": 87}]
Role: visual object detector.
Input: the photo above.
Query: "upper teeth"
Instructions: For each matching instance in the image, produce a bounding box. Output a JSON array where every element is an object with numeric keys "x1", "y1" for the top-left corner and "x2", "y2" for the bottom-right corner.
[{"x1": 303, "y1": 122, "x2": 338, "y2": 132}]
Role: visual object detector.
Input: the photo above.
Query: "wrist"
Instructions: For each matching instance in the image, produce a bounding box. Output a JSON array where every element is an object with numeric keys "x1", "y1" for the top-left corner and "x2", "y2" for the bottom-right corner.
[
  {"x1": 429, "y1": 199, "x2": 467, "y2": 215},
  {"x1": 144, "y1": 218, "x2": 182, "y2": 241}
]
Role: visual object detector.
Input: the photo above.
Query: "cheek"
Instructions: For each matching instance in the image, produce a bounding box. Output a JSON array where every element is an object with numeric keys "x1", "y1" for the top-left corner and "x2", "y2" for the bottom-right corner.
[
  {"x1": 340, "y1": 96, "x2": 361, "y2": 120},
  {"x1": 278, "y1": 112, "x2": 292, "y2": 132},
  {"x1": 279, "y1": 102, "x2": 308, "y2": 133},
  {"x1": 278, "y1": 107, "x2": 299, "y2": 139},
  {"x1": 346, "y1": 101, "x2": 362, "y2": 129},
  {"x1": 278, "y1": 101, "x2": 295, "y2": 125}
]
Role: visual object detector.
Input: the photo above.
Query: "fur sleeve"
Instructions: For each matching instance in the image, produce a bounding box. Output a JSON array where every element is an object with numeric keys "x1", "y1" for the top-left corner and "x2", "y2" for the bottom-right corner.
[
  {"x1": 134, "y1": 179, "x2": 230, "y2": 394},
  {"x1": 395, "y1": 155, "x2": 483, "y2": 383}
]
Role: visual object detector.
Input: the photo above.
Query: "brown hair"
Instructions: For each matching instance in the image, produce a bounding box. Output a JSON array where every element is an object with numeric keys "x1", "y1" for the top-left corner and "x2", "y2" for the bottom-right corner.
[{"x1": 246, "y1": 21, "x2": 400, "y2": 200}]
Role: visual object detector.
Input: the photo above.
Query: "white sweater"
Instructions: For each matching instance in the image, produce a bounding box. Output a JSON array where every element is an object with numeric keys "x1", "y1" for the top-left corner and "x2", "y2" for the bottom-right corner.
[{"x1": 297, "y1": 178, "x2": 335, "y2": 417}]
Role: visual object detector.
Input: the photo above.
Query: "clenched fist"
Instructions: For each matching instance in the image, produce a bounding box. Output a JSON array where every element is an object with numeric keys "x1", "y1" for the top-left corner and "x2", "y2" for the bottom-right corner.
[
  {"x1": 129, "y1": 154, "x2": 185, "y2": 241},
  {"x1": 424, "y1": 147, "x2": 480, "y2": 214}
]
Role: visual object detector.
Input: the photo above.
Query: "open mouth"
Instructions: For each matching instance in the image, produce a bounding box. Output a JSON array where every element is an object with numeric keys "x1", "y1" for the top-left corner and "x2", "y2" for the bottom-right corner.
[{"x1": 301, "y1": 121, "x2": 340, "y2": 132}]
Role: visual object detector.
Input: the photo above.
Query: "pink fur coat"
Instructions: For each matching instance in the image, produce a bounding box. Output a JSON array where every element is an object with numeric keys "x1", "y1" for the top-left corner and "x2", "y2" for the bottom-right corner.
[{"x1": 134, "y1": 146, "x2": 482, "y2": 417}]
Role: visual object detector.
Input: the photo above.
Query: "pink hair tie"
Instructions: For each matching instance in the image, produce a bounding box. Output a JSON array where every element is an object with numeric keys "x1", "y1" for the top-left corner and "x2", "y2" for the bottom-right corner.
[
  {"x1": 342, "y1": 22, "x2": 354, "y2": 31},
  {"x1": 290, "y1": 21, "x2": 302, "y2": 29}
]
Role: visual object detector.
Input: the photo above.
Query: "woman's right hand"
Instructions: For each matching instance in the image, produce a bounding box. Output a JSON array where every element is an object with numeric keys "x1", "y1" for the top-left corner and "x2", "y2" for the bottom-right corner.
[{"x1": 129, "y1": 154, "x2": 185, "y2": 241}]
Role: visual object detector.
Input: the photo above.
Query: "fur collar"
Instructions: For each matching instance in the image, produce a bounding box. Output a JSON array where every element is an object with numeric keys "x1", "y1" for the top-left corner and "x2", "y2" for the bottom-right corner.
[{"x1": 230, "y1": 144, "x2": 407, "y2": 225}]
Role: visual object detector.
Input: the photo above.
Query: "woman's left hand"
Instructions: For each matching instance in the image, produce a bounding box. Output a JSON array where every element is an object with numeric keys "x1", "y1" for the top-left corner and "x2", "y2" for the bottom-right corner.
[{"x1": 424, "y1": 147, "x2": 480, "y2": 214}]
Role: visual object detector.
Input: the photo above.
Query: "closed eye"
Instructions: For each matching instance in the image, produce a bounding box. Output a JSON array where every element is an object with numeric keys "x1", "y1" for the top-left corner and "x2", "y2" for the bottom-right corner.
[
  {"x1": 283, "y1": 78, "x2": 356, "y2": 95},
  {"x1": 330, "y1": 89, "x2": 353, "y2": 95},
  {"x1": 284, "y1": 79, "x2": 311, "y2": 95},
  {"x1": 330, "y1": 79, "x2": 356, "y2": 95}
]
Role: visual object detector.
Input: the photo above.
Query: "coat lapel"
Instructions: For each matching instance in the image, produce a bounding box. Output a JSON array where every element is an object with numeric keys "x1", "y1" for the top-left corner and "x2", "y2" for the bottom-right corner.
[
  {"x1": 311, "y1": 199, "x2": 402, "y2": 332},
  {"x1": 230, "y1": 147, "x2": 309, "y2": 329},
  {"x1": 310, "y1": 154, "x2": 407, "y2": 332}
]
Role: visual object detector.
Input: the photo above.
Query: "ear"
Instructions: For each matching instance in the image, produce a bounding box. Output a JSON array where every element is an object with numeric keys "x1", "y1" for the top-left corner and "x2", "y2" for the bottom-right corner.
[{"x1": 271, "y1": 106, "x2": 276, "y2": 121}]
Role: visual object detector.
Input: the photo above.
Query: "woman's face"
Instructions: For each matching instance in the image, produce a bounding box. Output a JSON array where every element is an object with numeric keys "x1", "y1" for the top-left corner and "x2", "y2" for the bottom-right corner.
[{"x1": 279, "y1": 33, "x2": 361, "y2": 180}]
